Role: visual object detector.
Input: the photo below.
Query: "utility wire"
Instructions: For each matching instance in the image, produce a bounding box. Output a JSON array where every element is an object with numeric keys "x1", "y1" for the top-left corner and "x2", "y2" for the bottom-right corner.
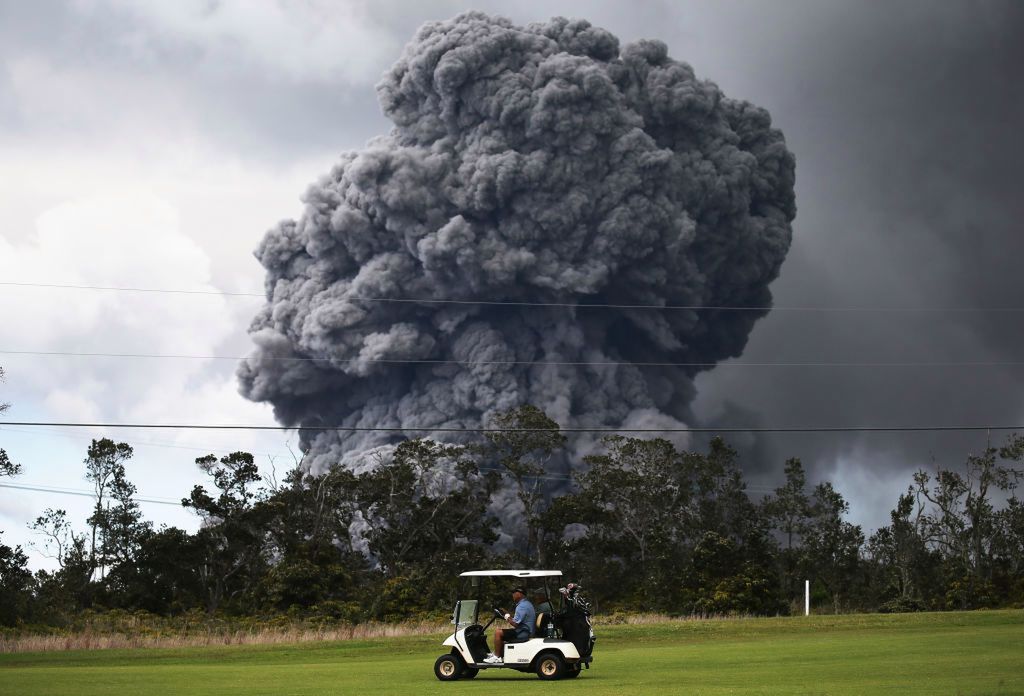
[
  {"x1": 0, "y1": 281, "x2": 263, "y2": 298},
  {"x1": 5, "y1": 281, "x2": 1024, "y2": 313},
  {"x1": 3, "y1": 349, "x2": 1023, "y2": 369},
  {"x1": 0, "y1": 423, "x2": 296, "y2": 460},
  {"x1": 0, "y1": 479, "x2": 775, "y2": 504},
  {"x1": 468, "y1": 465, "x2": 775, "y2": 489},
  {"x1": 1, "y1": 420, "x2": 1020, "y2": 433},
  {"x1": 0, "y1": 481, "x2": 181, "y2": 506}
]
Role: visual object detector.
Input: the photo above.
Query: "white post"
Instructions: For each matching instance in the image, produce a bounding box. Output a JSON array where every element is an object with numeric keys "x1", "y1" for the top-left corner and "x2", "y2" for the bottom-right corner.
[{"x1": 805, "y1": 580, "x2": 810, "y2": 616}]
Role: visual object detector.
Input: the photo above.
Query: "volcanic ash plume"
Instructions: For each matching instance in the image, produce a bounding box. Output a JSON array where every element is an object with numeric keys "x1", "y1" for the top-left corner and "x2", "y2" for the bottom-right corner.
[{"x1": 238, "y1": 12, "x2": 796, "y2": 475}]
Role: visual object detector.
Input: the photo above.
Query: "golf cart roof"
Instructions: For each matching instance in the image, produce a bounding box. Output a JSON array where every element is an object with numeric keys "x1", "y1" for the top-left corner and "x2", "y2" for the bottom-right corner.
[{"x1": 459, "y1": 570, "x2": 563, "y2": 578}]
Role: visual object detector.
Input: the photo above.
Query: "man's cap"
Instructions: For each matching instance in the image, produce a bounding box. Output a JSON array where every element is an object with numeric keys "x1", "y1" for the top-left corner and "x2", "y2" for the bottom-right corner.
[{"x1": 512, "y1": 586, "x2": 527, "y2": 595}]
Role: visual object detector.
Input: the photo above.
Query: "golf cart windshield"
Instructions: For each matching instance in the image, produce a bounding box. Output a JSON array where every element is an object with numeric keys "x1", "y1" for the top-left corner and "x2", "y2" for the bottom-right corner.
[{"x1": 454, "y1": 599, "x2": 478, "y2": 628}]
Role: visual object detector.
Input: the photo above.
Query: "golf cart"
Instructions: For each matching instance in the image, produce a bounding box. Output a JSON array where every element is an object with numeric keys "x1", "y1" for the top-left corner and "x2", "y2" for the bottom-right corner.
[{"x1": 433, "y1": 570, "x2": 595, "y2": 681}]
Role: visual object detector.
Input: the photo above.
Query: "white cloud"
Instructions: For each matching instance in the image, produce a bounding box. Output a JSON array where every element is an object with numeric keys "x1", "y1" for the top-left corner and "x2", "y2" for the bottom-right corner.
[
  {"x1": 0, "y1": 0, "x2": 396, "y2": 567},
  {"x1": 0, "y1": 491, "x2": 35, "y2": 526},
  {"x1": 42, "y1": 389, "x2": 104, "y2": 423},
  {"x1": 1, "y1": 192, "x2": 236, "y2": 418},
  {"x1": 0, "y1": 139, "x2": 329, "y2": 278},
  {"x1": 825, "y1": 451, "x2": 914, "y2": 534},
  {"x1": 0, "y1": 190, "x2": 295, "y2": 568},
  {"x1": 90, "y1": 0, "x2": 401, "y2": 84},
  {"x1": 5, "y1": 54, "x2": 195, "y2": 142}
]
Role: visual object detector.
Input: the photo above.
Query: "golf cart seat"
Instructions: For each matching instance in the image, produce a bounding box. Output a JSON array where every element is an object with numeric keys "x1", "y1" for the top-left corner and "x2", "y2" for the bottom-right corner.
[{"x1": 535, "y1": 612, "x2": 549, "y2": 637}]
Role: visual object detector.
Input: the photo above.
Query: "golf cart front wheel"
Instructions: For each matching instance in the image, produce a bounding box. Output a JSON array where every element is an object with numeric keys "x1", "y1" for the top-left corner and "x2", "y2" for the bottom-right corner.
[
  {"x1": 434, "y1": 654, "x2": 461, "y2": 681},
  {"x1": 565, "y1": 665, "x2": 581, "y2": 678},
  {"x1": 462, "y1": 667, "x2": 479, "y2": 679},
  {"x1": 535, "y1": 653, "x2": 566, "y2": 680}
]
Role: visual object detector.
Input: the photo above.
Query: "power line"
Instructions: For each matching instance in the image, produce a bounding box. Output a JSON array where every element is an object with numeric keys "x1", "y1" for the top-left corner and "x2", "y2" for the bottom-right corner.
[
  {"x1": 0, "y1": 478, "x2": 774, "y2": 503},
  {"x1": 0, "y1": 481, "x2": 181, "y2": 506},
  {"x1": 448, "y1": 465, "x2": 774, "y2": 490},
  {"x1": 5, "y1": 281, "x2": 1024, "y2": 313},
  {"x1": 1, "y1": 420, "x2": 1021, "y2": 434},
  {"x1": 0, "y1": 281, "x2": 263, "y2": 298},
  {"x1": 0, "y1": 423, "x2": 296, "y2": 460},
  {"x1": 4, "y1": 349, "x2": 1024, "y2": 369}
]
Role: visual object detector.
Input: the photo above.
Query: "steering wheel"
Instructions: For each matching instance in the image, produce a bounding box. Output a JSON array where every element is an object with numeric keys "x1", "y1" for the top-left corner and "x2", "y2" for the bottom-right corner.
[{"x1": 481, "y1": 607, "x2": 504, "y2": 631}]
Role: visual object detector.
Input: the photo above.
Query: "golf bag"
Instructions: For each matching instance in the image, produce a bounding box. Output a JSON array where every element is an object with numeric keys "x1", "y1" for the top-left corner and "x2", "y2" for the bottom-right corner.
[{"x1": 556, "y1": 583, "x2": 595, "y2": 658}]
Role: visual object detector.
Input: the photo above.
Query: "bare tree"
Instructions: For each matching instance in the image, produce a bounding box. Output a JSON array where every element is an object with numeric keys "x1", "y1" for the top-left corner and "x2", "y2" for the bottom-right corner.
[
  {"x1": 913, "y1": 434, "x2": 1024, "y2": 605},
  {"x1": 28, "y1": 508, "x2": 85, "y2": 569}
]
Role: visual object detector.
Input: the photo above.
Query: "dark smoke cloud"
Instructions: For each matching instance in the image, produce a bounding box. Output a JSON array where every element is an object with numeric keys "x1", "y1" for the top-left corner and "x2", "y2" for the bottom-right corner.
[
  {"x1": 239, "y1": 11, "x2": 795, "y2": 474},
  {"x1": 692, "y1": 1, "x2": 1024, "y2": 508}
]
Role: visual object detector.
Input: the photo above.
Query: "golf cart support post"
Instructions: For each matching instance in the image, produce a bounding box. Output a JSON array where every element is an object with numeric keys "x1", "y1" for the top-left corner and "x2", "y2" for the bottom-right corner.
[{"x1": 433, "y1": 570, "x2": 595, "y2": 681}]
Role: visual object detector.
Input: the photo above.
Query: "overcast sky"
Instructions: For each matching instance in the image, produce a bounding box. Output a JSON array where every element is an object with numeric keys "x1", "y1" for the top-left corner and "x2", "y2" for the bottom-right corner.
[{"x1": 2, "y1": 0, "x2": 1023, "y2": 568}]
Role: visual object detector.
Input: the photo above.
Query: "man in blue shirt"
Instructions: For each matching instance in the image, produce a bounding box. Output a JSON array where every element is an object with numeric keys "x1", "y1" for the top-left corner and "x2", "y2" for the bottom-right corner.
[{"x1": 485, "y1": 587, "x2": 536, "y2": 663}]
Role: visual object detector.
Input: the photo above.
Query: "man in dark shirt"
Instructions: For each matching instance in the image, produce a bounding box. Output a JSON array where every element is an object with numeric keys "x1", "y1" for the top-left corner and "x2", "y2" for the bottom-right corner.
[{"x1": 533, "y1": 588, "x2": 554, "y2": 616}]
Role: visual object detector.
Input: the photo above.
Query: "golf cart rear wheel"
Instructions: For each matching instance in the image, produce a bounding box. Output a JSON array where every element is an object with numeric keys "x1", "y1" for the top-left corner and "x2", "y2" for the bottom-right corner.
[
  {"x1": 535, "y1": 653, "x2": 566, "y2": 680},
  {"x1": 434, "y1": 654, "x2": 461, "y2": 681}
]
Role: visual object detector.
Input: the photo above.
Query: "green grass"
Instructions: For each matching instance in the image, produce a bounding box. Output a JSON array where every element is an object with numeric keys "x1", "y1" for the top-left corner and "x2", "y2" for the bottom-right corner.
[{"x1": 2, "y1": 611, "x2": 1022, "y2": 695}]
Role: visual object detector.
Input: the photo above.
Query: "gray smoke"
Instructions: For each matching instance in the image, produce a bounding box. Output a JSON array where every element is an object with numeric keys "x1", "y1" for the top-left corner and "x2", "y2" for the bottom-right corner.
[{"x1": 238, "y1": 12, "x2": 796, "y2": 476}]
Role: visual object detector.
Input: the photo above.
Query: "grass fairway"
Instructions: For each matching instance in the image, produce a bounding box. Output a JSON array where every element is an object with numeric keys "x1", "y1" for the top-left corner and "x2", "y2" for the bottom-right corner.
[{"x1": 1, "y1": 611, "x2": 1022, "y2": 695}]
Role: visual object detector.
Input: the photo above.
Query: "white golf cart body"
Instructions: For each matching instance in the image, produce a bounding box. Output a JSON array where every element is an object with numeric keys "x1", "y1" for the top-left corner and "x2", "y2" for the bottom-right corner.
[
  {"x1": 435, "y1": 569, "x2": 594, "y2": 680},
  {"x1": 442, "y1": 627, "x2": 581, "y2": 666}
]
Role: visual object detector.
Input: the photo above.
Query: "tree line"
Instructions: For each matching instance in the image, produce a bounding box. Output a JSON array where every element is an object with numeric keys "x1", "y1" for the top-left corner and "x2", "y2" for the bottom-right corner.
[{"x1": 2, "y1": 402, "x2": 1023, "y2": 628}]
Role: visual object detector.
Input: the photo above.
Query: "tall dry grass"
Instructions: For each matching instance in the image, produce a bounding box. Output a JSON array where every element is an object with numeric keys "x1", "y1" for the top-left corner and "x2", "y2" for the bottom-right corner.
[
  {"x1": 595, "y1": 611, "x2": 757, "y2": 625},
  {"x1": 1, "y1": 612, "x2": 752, "y2": 653},
  {"x1": 0, "y1": 619, "x2": 448, "y2": 654}
]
